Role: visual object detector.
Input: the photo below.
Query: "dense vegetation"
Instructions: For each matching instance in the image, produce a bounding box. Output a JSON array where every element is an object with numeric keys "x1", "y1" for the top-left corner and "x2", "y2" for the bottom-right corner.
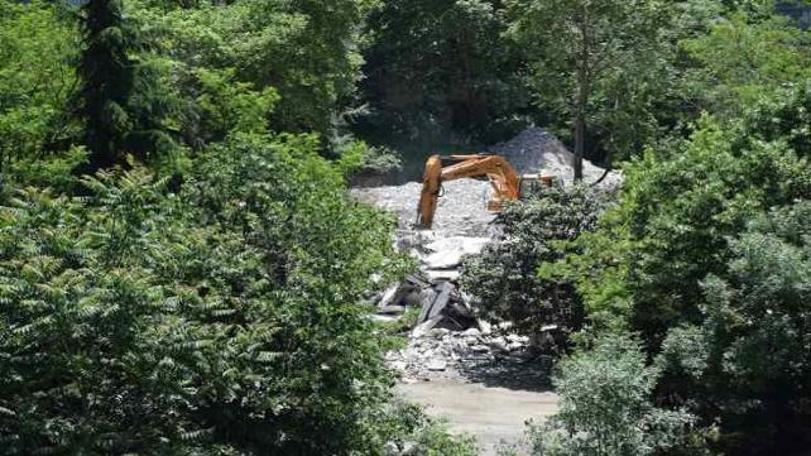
[{"x1": 1, "y1": 0, "x2": 810, "y2": 454}]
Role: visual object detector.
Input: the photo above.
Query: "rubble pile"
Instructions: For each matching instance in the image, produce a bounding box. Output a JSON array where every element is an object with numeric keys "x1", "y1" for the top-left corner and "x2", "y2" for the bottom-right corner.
[
  {"x1": 370, "y1": 234, "x2": 490, "y2": 331},
  {"x1": 353, "y1": 127, "x2": 620, "y2": 381},
  {"x1": 387, "y1": 325, "x2": 534, "y2": 381}
]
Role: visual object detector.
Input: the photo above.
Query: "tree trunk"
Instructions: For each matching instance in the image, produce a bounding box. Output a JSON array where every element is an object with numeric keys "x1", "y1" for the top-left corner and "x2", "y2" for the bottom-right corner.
[
  {"x1": 574, "y1": 107, "x2": 585, "y2": 181},
  {"x1": 573, "y1": 1, "x2": 590, "y2": 182}
]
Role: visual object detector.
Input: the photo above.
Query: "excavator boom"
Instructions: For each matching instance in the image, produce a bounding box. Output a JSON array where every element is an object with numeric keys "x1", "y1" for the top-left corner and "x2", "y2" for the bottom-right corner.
[{"x1": 416, "y1": 154, "x2": 522, "y2": 229}]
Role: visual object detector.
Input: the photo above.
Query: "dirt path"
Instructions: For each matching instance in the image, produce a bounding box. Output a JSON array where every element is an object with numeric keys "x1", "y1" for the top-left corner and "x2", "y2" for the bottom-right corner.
[{"x1": 397, "y1": 380, "x2": 559, "y2": 455}]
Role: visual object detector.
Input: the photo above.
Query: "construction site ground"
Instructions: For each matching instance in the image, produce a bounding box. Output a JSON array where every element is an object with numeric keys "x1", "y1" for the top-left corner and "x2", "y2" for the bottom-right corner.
[{"x1": 351, "y1": 127, "x2": 625, "y2": 454}]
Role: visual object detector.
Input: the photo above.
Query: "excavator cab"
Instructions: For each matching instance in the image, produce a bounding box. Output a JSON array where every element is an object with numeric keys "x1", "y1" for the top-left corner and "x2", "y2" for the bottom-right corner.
[
  {"x1": 518, "y1": 174, "x2": 557, "y2": 198},
  {"x1": 415, "y1": 154, "x2": 554, "y2": 229}
]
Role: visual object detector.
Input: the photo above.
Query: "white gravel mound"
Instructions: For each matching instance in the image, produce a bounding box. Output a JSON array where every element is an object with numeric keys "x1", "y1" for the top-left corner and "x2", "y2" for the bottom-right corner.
[{"x1": 489, "y1": 126, "x2": 622, "y2": 187}]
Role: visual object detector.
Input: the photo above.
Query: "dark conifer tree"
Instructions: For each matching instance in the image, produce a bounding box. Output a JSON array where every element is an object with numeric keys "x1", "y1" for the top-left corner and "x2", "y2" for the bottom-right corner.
[{"x1": 77, "y1": 0, "x2": 135, "y2": 169}]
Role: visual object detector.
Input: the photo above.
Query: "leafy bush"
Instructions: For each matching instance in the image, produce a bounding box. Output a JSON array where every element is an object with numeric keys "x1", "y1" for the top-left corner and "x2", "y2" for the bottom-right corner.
[
  {"x1": 0, "y1": 1, "x2": 79, "y2": 164},
  {"x1": 556, "y1": 115, "x2": 811, "y2": 344},
  {"x1": 531, "y1": 334, "x2": 700, "y2": 456},
  {"x1": 461, "y1": 185, "x2": 608, "y2": 349},
  {"x1": 657, "y1": 201, "x2": 811, "y2": 454},
  {"x1": 0, "y1": 133, "x2": 414, "y2": 454}
]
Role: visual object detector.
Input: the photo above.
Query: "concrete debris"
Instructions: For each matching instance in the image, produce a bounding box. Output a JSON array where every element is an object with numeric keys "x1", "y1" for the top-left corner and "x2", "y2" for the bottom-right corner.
[
  {"x1": 390, "y1": 325, "x2": 533, "y2": 381},
  {"x1": 378, "y1": 305, "x2": 407, "y2": 315},
  {"x1": 377, "y1": 284, "x2": 403, "y2": 309},
  {"x1": 424, "y1": 269, "x2": 461, "y2": 282},
  {"x1": 355, "y1": 127, "x2": 599, "y2": 382},
  {"x1": 421, "y1": 237, "x2": 491, "y2": 269},
  {"x1": 426, "y1": 359, "x2": 448, "y2": 371}
]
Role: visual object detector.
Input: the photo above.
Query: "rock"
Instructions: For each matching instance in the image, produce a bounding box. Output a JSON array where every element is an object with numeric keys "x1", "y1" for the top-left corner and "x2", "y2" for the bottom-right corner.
[
  {"x1": 426, "y1": 359, "x2": 448, "y2": 371},
  {"x1": 384, "y1": 441, "x2": 400, "y2": 456},
  {"x1": 370, "y1": 314, "x2": 400, "y2": 324},
  {"x1": 401, "y1": 441, "x2": 418, "y2": 456},
  {"x1": 489, "y1": 126, "x2": 623, "y2": 188},
  {"x1": 378, "y1": 305, "x2": 406, "y2": 315},
  {"x1": 425, "y1": 269, "x2": 461, "y2": 283},
  {"x1": 478, "y1": 319, "x2": 493, "y2": 336},
  {"x1": 450, "y1": 301, "x2": 473, "y2": 319},
  {"x1": 498, "y1": 321, "x2": 514, "y2": 331},
  {"x1": 462, "y1": 328, "x2": 481, "y2": 337},
  {"x1": 411, "y1": 316, "x2": 443, "y2": 338},
  {"x1": 422, "y1": 237, "x2": 491, "y2": 269},
  {"x1": 429, "y1": 328, "x2": 450, "y2": 338},
  {"x1": 377, "y1": 284, "x2": 401, "y2": 308},
  {"x1": 488, "y1": 337, "x2": 509, "y2": 352}
]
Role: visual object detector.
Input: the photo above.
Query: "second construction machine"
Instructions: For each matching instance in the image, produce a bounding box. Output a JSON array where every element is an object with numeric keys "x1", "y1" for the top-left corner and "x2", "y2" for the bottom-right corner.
[{"x1": 416, "y1": 154, "x2": 555, "y2": 229}]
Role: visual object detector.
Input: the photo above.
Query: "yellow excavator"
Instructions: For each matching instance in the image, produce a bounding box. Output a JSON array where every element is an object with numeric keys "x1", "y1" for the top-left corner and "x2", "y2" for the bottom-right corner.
[{"x1": 416, "y1": 154, "x2": 555, "y2": 229}]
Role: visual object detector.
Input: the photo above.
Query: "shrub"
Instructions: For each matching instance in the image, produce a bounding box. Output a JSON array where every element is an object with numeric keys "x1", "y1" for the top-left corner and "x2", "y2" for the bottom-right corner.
[
  {"x1": 0, "y1": 133, "x2": 412, "y2": 454},
  {"x1": 658, "y1": 201, "x2": 811, "y2": 454},
  {"x1": 531, "y1": 334, "x2": 700, "y2": 456},
  {"x1": 461, "y1": 185, "x2": 609, "y2": 349},
  {"x1": 557, "y1": 116, "x2": 811, "y2": 345}
]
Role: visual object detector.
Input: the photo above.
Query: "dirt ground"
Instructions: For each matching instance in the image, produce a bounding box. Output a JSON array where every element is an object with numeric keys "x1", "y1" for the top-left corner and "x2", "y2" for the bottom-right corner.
[{"x1": 397, "y1": 380, "x2": 558, "y2": 455}]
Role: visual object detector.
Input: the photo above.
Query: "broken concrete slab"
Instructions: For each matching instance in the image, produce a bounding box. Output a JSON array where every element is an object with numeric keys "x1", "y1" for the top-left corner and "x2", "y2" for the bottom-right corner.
[
  {"x1": 421, "y1": 236, "x2": 491, "y2": 269},
  {"x1": 425, "y1": 269, "x2": 461, "y2": 283},
  {"x1": 427, "y1": 282, "x2": 454, "y2": 320},
  {"x1": 411, "y1": 315, "x2": 443, "y2": 338},
  {"x1": 378, "y1": 305, "x2": 407, "y2": 315},
  {"x1": 377, "y1": 284, "x2": 402, "y2": 308}
]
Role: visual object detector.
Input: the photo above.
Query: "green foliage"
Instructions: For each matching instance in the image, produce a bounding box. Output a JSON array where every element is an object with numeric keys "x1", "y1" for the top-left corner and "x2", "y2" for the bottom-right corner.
[
  {"x1": 359, "y1": 0, "x2": 528, "y2": 144},
  {"x1": 461, "y1": 185, "x2": 608, "y2": 348},
  {"x1": 556, "y1": 115, "x2": 810, "y2": 343},
  {"x1": 681, "y1": 10, "x2": 811, "y2": 121},
  {"x1": 191, "y1": 67, "x2": 279, "y2": 143},
  {"x1": 532, "y1": 333, "x2": 699, "y2": 456},
  {"x1": 507, "y1": 0, "x2": 675, "y2": 169},
  {"x1": 0, "y1": 133, "x2": 414, "y2": 454},
  {"x1": 138, "y1": 0, "x2": 370, "y2": 139},
  {"x1": 0, "y1": 1, "x2": 80, "y2": 167},
  {"x1": 77, "y1": 0, "x2": 179, "y2": 169},
  {"x1": 657, "y1": 202, "x2": 811, "y2": 454}
]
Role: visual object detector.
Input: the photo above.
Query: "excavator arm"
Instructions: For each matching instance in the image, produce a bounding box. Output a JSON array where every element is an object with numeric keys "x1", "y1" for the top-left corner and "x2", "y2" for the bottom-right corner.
[{"x1": 416, "y1": 154, "x2": 522, "y2": 229}]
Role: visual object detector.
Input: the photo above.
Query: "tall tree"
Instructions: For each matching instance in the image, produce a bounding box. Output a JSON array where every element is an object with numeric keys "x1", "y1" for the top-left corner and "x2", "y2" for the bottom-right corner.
[
  {"x1": 507, "y1": 0, "x2": 667, "y2": 180},
  {"x1": 77, "y1": 0, "x2": 136, "y2": 169}
]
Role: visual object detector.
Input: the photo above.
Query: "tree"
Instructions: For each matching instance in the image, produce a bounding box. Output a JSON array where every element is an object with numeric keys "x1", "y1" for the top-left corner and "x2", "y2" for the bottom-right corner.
[
  {"x1": 532, "y1": 333, "x2": 699, "y2": 456},
  {"x1": 658, "y1": 202, "x2": 811, "y2": 454},
  {"x1": 138, "y1": 0, "x2": 372, "y2": 141},
  {"x1": 359, "y1": 0, "x2": 528, "y2": 144},
  {"x1": 680, "y1": 10, "x2": 811, "y2": 122},
  {"x1": 77, "y1": 0, "x2": 178, "y2": 170},
  {"x1": 0, "y1": 1, "x2": 80, "y2": 171},
  {"x1": 507, "y1": 0, "x2": 669, "y2": 179},
  {"x1": 461, "y1": 185, "x2": 607, "y2": 349},
  {"x1": 76, "y1": 0, "x2": 137, "y2": 169},
  {"x1": 0, "y1": 133, "x2": 411, "y2": 454}
]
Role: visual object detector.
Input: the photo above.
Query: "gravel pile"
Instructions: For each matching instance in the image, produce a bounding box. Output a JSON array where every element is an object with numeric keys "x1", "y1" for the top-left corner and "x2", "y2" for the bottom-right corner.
[
  {"x1": 489, "y1": 126, "x2": 623, "y2": 187},
  {"x1": 351, "y1": 179, "x2": 497, "y2": 238},
  {"x1": 351, "y1": 127, "x2": 621, "y2": 239}
]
